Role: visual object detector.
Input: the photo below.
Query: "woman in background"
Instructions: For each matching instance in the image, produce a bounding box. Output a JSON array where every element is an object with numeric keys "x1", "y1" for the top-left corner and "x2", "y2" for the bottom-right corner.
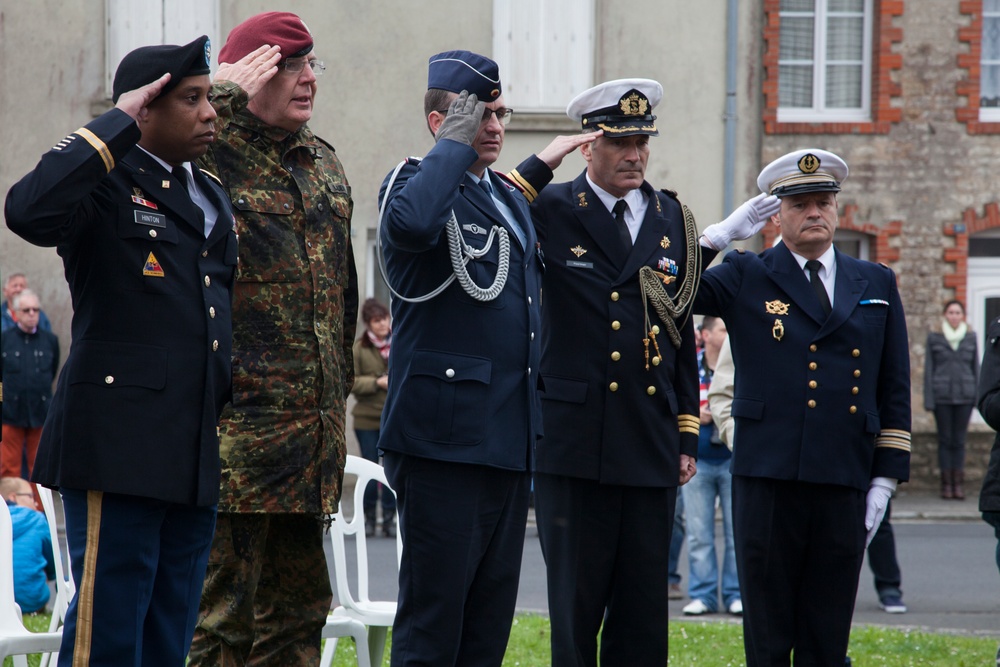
[
  {"x1": 924, "y1": 300, "x2": 979, "y2": 499},
  {"x1": 351, "y1": 298, "x2": 396, "y2": 536}
]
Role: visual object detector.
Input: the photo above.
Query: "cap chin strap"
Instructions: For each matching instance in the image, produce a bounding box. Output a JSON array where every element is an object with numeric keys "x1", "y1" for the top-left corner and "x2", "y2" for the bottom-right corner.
[{"x1": 377, "y1": 158, "x2": 510, "y2": 303}]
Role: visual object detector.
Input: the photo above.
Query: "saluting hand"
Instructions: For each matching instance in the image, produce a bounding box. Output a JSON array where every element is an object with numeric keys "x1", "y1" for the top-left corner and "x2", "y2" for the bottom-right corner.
[
  {"x1": 214, "y1": 45, "x2": 282, "y2": 100},
  {"x1": 536, "y1": 130, "x2": 602, "y2": 170},
  {"x1": 116, "y1": 73, "x2": 171, "y2": 120},
  {"x1": 435, "y1": 90, "x2": 485, "y2": 146}
]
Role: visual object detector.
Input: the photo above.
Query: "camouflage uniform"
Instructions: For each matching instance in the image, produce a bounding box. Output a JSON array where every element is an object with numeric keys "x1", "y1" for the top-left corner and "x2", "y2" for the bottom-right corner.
[{"x1": 189, "y1": 80, "x2": 358, "y2": 666}]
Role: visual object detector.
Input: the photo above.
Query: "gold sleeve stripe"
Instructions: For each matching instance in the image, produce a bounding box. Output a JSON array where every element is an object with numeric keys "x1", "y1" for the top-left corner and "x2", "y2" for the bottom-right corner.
[
  {"x1": 875, "y1": 429, "x2": 911, "y2": 452},
  {"x1": 75, "y1": 127, "x2": 115, "y2": 173},
  {"x1": 678, "y1": 414, "x2": 700, "y2": 435},
  {"x1": 73, "y1": 490, "x2": 104, "y2": 666},
  {"x1": 507, "y1": 169, "x2": 538, "y2": 203}
]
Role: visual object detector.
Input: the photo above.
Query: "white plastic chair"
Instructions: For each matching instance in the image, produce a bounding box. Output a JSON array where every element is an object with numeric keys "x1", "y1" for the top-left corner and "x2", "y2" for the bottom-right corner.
[
  {"x1": 319, "y1": 613, "x2": 371, "y2": 667},
  {"x1": 37, "y1": 486, "x2": 74, "y2": 667},
  {"x1": 321, "y1": 455, "x2": 401, "y2": 667},
  {"x1": 0, "y1": 500, "x2": 63, "y2": 665}
]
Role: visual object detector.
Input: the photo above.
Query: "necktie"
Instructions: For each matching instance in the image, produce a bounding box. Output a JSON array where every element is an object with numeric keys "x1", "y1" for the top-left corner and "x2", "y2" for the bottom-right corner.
[
  {"x1": 172, "y1": 166, "x2": 190, "y2": 194},
  {"x1": 613, "y1": 199, "x2": 632, "y2": 251},
  {"x1": 478, "y1": 177, "x2": 493, "y2": 198},
  {"x1": 805, "y1": 259, "x2": 832, "y2": 315}
]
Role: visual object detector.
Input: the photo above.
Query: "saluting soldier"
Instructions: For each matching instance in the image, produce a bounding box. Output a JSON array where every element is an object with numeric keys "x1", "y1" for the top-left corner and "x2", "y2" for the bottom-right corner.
[
  {"x1": 510, "y1": 78, "x2": 775, "y2": 667},
  {"x1": 694, "y1": 149, "x2": 911, "y2": 666},
  {"x1": 5, "y1": 36, "x2": 236, "y2": 665}
]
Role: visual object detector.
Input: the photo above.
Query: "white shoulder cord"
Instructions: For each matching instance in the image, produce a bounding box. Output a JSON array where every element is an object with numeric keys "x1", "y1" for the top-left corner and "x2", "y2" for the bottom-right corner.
[{"x1": 376, "y1": 158, "x2": 510, "y2": 303}]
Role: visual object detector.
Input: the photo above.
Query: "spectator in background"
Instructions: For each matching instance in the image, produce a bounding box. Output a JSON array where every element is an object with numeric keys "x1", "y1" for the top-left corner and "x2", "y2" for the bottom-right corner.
[
  {"x1": 1, "y1": 476, "x2": 55, "y2": 614},
  {"x1": 351, "y1": 298, "x2": 396, "y2": 538},
  {"x1": 682, "y1": 318, "x2": 741, "y2": 617},
  {"x1": 925, "y1": 300, "x2": 979, "y2": 500},
  {"x1": 1, "y1": 289, "x2": 59, "y2": 480},
  {"x1": 2, "y1": 274, "x2": 53, "y2": 333}
]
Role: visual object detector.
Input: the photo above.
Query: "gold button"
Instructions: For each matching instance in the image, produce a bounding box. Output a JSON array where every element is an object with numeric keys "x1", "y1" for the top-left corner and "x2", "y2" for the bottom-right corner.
[
  {"x1": 651, "y1": 325, "x2": 660, "y2": 335},
  {"x1": 852, "y1": 387, "x2": 859, "y2": 395},
  {"x1": 212, "y1": 340, "x2": 219, "y2": 351},
  {"x1": 611, "y1": 321, "x2": 621, "y2": 330},
  {"x1": 204, "y1": 275, "x2": 211, "y2": 287},
  {"x1": 611, "y1": 291, "x2": 620, "y2": 301},
  {"x1": 854, "y1": 370, "x2": 861, "y2": 378},
  {"x1": 647, "y1": 386, "x2": 656, "y2": 396},
  {"x1": 609, "y1": 382, "x2": 619, "y2": 392},
  {"x1": 809, "y1": 344, "x2": 817, "y2": 352},
  {"x1": 104, "y1": 375, "x2": 114, "y2": 384},
  {"x1": 808, "y1": 380, "x2": 817, "y2": 389},
  {"x1": 149, "y1": 229, "x2": 157, "y2": 238},
  {"x1": 849, "y1": 405, "x2": 858, "y2": 414},
  {"x1": 809, "y1": 362, "x2": 818, "y2": 371},
  {"x1": 651, "y1": 356, "x2": 661, "y2": 366},
  {"x1": 807, "y1": 399, "x2": 816, "y2": 408},
  {"x1": 611, "y1": 351, "x2": 621, "y2": 361},
  {"x1": 209, "y1": 306, "x2": 216, "y2": 318},
  {"x1": 852, "y1": 349, "x2": 860, "y2": 357}
]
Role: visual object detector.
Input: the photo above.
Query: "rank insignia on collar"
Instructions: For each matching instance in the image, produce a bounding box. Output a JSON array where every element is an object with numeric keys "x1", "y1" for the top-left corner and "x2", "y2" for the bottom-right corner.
[
  {"x1": 571, "y1": 245, "x2": 588, "y2": 258},
  {"x1": 143, "y1": 252, "x2": 165, "y2": 278},
  {"x1": 660, "y1": 236, "x2": 671, "y2": 249},
  {"x1": 577, "y1": 192, "x2": 588, "y2": 207},
  {"x1": 162, "y1": 180, "x2": 171, "y2": 189},
  {"x1": 131, "y1": 195, "x2": 158, "y2": 210},
  {"x1": 765, "y1": 299, "x2": 790, "y2": 315}
]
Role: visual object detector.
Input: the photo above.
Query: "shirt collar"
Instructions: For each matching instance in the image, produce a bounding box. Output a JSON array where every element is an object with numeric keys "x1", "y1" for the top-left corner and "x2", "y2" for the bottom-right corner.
[
  {"x1": 789, "y1": 244, "x2": 836, "y2": 275},
  {"x1": 585, "y1": 173, "x2": 643, "y2": 215}
]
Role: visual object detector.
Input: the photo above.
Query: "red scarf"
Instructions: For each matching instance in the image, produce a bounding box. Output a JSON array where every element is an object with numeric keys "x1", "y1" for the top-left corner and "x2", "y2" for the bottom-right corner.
[{"x1": 367, "y1": 330, "x2": 391, "y2": 361}]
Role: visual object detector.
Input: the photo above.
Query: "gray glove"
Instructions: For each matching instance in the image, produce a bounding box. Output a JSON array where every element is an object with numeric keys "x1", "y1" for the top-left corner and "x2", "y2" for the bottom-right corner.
[{"x1": 435, "y1": 90, "x2": 485, "y2": 146}]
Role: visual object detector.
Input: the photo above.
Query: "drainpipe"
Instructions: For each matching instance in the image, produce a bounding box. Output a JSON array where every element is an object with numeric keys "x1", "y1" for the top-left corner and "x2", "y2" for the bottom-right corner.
[{"x1": 723, "y1": 0, "x2": 739, "y2": 217}]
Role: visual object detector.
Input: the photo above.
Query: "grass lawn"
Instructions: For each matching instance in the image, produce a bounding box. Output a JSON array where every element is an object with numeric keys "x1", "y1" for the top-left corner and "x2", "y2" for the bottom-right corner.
[{"x1": 6, "y1": 612, "x2": 998, "y2": 666}]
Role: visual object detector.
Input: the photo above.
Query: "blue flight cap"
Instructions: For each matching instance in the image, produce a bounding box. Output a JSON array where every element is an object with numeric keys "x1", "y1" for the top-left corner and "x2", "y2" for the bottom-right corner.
[{"x1": 427, "y1": 50, "x2": 502, "y2": 101}]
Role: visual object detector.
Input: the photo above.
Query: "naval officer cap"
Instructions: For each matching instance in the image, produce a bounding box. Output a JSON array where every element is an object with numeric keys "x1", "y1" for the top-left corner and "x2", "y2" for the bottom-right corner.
[
  {"x1": 219, "y1": 11, "x2": 314, "y2": 64},
  {"x1": 566, "y1": 78, "x2": 663, "y2": 137},
  {"x1": 757, "y1": 148, "x2": 849, "y2": 197},
  {"x1": 112, "y1": 35, "x2": 212, "y2": 103},
  {"x1": 427, "y1": 50, "x2": 502, "y2": 101}
]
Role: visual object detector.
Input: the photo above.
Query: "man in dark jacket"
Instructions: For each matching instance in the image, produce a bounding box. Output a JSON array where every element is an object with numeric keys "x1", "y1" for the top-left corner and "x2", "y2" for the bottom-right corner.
[
  {"x1": 5, "y1": 36, "x2": 236, "y2": 665},
  {"x1": 1, "y1": 289, "x2": 58, "y2": 479}
]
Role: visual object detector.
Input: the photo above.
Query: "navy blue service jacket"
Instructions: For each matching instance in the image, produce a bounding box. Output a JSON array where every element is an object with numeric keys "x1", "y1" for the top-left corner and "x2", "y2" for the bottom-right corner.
[
  {"x1": 694, "y1": 242, "x2": 911, "y2": 491},
  {"x1": 528, "y1": 171, "x2": 701, "y2": 487},
  {"x1": 377, "y1": 139, "x2": 551, "y2": 470},
  {"x1": 5, "y1": 109, "x2": 237, "y2": 506}
]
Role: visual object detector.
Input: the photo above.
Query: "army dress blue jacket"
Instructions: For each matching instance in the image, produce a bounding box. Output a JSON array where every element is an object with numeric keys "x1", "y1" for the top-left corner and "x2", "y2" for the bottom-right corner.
[
  {"x1": 4, "y1": 109, "x2": 237, "y2": 506},
  {"x1": 694, "y1": 242, "x2": 911, "y2": 491},
  {"x1": 377, "y1": 139, "x2": 551, "y2": 471},
  {"x1": 527, "y1": 172, "x2": 701, "y2": 487}
]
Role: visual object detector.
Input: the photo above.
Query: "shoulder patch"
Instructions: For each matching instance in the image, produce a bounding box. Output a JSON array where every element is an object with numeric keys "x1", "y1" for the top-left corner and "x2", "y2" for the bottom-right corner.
[{"x1": 199, "y1": 169, "x2": 223, "y2": 187}]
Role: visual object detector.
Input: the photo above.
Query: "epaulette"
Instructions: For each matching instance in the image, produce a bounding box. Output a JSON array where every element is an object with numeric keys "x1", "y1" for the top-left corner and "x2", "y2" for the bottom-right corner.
[
  {"x1": 403, "y1": 156, "x2": 423, "y2": 166},
  {"x1": 734, "y1": 247, "x2": 747, "y2": 254},
  {"x1": 315, "y1": 136, "x2": 337, "y2": 154},
  {"x1": 659, "y1": 187, "x2": 679, "y2": 201},
  {"x1": 495, "y1": 170, "x2": 524, "y2": 194},
  {"x1": 200, "y1": 169, "x2": 223, "y2": 187}
]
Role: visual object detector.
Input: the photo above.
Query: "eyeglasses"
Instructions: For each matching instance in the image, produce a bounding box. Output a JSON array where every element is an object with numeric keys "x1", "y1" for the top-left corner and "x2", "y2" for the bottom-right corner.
[
  {"x1": 437, "y1": 106, "x2": 514, "y2": 127},
  {"x1": 15, "y1": 493, "x2": 34, "y2": 499},
  {"x1": 19, "y1": 307, "x2": 40, "y2": 314},
  {"x1": 281, "y1": 58, "x2": 326, "y2": 76}
]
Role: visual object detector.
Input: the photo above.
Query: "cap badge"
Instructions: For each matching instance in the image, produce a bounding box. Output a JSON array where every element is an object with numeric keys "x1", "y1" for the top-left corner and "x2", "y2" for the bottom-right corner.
[
  {"x1": 798, "y1": 153, "x2": 821, "y2": 174},
  {"x1": 619, "y1": 92, "x2": 649, "y2": 116},
  {"x1": 203, "y1": 38, "x2": 212, "y2": 68},
  {"x1": 570, "y1": 245, "x2": 588, "y2": 258},
  {"x1": 765, "y1": 299, "x2": 790, "y2": 315}
]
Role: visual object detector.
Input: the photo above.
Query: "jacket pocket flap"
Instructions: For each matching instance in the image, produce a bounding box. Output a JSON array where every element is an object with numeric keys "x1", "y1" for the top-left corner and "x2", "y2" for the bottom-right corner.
[
  {"x1": 731, "y1": 397, "x2": 765, "y2": 421},
  {"x1": 67, "y1": 341, "x2": 167, "y2": 390},
  {"x1": 230, "y1": 189, "x2": 295, "y2": 215},
  {"x1": 539, "y1": 375, "x2": 588, "y2": 404},
  {"x1": 410, "y1": 350, "x2": 491, "y2": 384}
]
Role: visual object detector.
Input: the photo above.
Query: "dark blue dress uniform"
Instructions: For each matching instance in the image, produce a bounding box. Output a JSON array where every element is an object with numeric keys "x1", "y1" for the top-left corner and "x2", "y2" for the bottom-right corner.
[
  {"x1": 694, "y1": 242, "x2": 911, "y2": 665},
  {"x1": 378, "y1": 131, "x2": 549, "y2": 664},
  {"x1": 4, "y1": 44, "x2": 236, "y2": 662},
  {"x1": 526, "y1": 167, "x2": 701, "y2": 666}
]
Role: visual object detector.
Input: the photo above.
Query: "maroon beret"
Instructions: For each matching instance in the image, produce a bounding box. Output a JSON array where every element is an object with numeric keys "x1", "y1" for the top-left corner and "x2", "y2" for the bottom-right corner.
[{"x1": 218, "y1": 11, "x2": 313, "y2": 64}]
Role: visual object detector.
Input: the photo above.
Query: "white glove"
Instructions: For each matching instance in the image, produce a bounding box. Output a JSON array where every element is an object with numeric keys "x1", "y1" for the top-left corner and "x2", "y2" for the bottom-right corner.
[
  {"x1": 701, "y1": 193, "x2": 780, "y2": 250},
  {"x1": 864, "y1": 477, "x2": 897, "y2": 547}
]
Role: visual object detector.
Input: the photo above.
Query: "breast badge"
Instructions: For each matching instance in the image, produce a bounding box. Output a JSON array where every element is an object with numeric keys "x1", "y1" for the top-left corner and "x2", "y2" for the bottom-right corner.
[
  {"x1": 571, "y1": 245, "x2": 588, "y2": 258},
  {"x1": 660, "y1": 236, "x2": 671, "y2": 249},
  {"x1": 765, "y1": 300, "x2": 789, "y2": 341},
  {"x1": 143, "y1": 252, "x2": 165, "y2": 278},
  {"x1": 772, "y1": 319, "x2": 784, "y2": 341}
]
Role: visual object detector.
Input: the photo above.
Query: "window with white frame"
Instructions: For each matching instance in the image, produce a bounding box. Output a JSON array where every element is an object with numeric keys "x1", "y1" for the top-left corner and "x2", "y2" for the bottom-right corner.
[
  {"x1": 833, "y1": 229, "x2": 870, "y2": 261},
  {"x1": 105, "y1": 0, "x2": 219, "y2": 97},
  {"x1": 492, "y1": 0, "x2": 594, "y2": 113},
  {"x1": 777, "y1": 0, "x2": 872, "y2": 123},
  {"x1": 982, "y1": 0, "x2": 1000, "y2": 120}
]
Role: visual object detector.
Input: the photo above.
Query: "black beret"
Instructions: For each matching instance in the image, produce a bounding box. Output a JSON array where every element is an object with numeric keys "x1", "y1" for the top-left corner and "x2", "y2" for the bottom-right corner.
[{"x1": 112, "y1": 35, "x2": 212, "y2": 103}]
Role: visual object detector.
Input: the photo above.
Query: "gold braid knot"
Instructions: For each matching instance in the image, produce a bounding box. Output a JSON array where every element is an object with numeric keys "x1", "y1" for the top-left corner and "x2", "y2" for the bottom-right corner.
[{"x1": 639, "y1": 203, "x2": 701, "y2": 350}]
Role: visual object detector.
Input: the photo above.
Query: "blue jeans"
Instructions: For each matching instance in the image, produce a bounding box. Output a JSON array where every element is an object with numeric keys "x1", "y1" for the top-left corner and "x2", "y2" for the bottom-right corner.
[
  {"x1": 682, "y1": 458, "x2": 739, "y2": 610},
  {"x1": 668, "y1": 491, "x2": 685, "y2": 585},
  {"x1": 355, "y1": 429, "x2": 396, "y2": 515}
]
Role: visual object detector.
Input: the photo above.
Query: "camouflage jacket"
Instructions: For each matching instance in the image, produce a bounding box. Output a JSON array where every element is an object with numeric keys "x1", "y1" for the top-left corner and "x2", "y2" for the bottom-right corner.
[{"x1": 199, "y1": 81, "x2": 358, "y2": 515}]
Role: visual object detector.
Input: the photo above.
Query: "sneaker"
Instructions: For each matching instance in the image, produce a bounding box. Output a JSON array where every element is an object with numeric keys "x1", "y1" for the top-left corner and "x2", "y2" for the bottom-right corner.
[
  {"x1": 668, "y1": 583, "x2": 683, "y2": 600},
  {"x1": 879, "y1": 595, "x2": 907, "y2": 614},
  {"x1": 682, "y1": 599, "x2": 713, "y2": 615},
  {"x1": 727, "y1": 599, "x2": 743, "y2": 615}
]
